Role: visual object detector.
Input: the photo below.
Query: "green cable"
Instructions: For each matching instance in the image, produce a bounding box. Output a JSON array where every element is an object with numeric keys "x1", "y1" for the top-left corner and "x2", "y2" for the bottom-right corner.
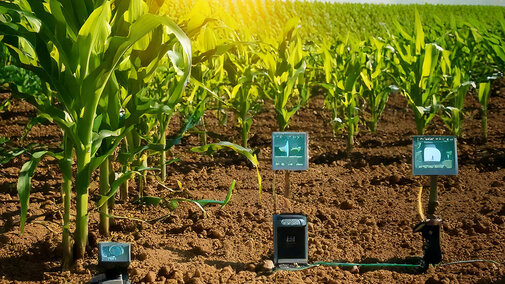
[
  {"x1": 276, "y1": 262, "x2": 422, "y2": 271},
  {"x1": 314, "y1": 262, "x2": 422, "y2": 268},
  {"x1": 437, "y1": 259, "x2": 503, "y2": 267},
  {"x1": 276, "y1": 259, "x2": 503, "y2": 272}
]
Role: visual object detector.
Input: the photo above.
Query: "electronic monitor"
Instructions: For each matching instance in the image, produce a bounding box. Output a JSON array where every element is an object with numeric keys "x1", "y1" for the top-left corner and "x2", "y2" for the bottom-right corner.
[
  {"x1": 273, "y1": 214, "x2": 308, "y2": 265},
  {"x1": 98, "y1": 242, "x2": 131, "y2": 270},
  {"x1": 412, "y1": 136, "x2": 458, "y2": 176},
  {"x1": 272, "y1": 132, "x2": 309, "y2": 171}
]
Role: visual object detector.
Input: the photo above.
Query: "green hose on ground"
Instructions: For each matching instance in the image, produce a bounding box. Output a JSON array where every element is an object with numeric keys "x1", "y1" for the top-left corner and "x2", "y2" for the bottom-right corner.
[{"x1": 275, "y1": 259, "x2": 503, "y2": 271}]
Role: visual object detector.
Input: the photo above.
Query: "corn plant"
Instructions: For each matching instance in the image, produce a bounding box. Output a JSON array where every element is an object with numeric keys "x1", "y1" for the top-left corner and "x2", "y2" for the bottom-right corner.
[
  {"x1": 360, "y1": 38, "x2": 395, "y2": 134},
  {"x1": 480, "y1": 23, "x2": 505, "y2": 141},
  {"x1": 391, "y1": 10, "x2": 444, "y2": 135},
  {"x1": 320, "y1": 39, "x2": 362, "y2": 151},
  {"x1": 260, "y1": 17, "x2": 308, "y2": 131},
  {"x1": 191, "y1": 141, "x2": 262, "y2": 199},
  {"x1": 221, "y1": 44, "x2": 266, "y2": 148},
  {"x1": 143, "y1": 65, "x2": 181, "y2": 181},
  {"x1": 436, "y1": 23, "x2": 491, "y2": 137},
  {"x1": 477, "y1": 82, "x2": 491, "y2": 142},
  {"x1": 115, "y1": 3, "x2": 191, "y2": 197},
  {"x1": 0, "y1": 0, "x2": 191, "y2": 266}
]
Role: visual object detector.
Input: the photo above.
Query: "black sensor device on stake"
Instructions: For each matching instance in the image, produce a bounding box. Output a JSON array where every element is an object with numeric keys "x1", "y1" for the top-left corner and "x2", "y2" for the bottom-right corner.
[
  {"x1": 91, "y1": 242, "x2": 131, "y2": 284},
  {"x1": 273, "y1": 214, "x2": 308, "y2": 266},
  {"x1": 413, "y1": 219, "x2": 442, "y2": 266},
  {"x1": 412, "y1": 136, "x2": 458, "y2": 268}
]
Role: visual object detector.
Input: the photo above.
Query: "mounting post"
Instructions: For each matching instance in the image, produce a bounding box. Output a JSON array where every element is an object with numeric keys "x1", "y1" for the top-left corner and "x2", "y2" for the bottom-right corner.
[
  {"x1": 273, "y1": 172, "x2": 277, "y2": 213},
  {"x1": 427, "y1": 175, "x2": 438, "y2": 218},
  {"x1": 284, "y1": 171, "x2": 291, "y2": 198}
]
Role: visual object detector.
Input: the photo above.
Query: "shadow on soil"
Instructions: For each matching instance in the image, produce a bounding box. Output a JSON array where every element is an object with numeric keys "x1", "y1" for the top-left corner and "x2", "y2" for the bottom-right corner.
[
  {"x1": 493, "y1": 277, "x2": 505, "y2": 284},
  {"x1": 459, "y1": 147, "x2": 505, "y2": 172},
  {"x1": 204, "y1": 260, "x2": 247, "y2": 271},
  {"x1": 0, "y1": 238, "x2": 60, "y2": 281},
  {"x1": 310, "y1": 151, "x2": 405, "y2": 168},
  {"x1": 173, "y1": 152, "x2": 253, "y2": 175}
]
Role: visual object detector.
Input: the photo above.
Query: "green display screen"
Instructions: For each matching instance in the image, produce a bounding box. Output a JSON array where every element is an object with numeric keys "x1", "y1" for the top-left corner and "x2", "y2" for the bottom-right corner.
[
  {"x1": 272, "y1": 132, "x2": 308, "y2": 171},
  {"x1": 99, "y1": 242, "x2": 130, "y2": 263},
  {"x1": 412, "y1": 136, "x2": 458, "y2": 176}
]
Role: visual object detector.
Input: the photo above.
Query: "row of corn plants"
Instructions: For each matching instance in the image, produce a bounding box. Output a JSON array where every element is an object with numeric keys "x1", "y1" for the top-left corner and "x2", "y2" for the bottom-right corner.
[
  {"x1": 166, "y1": 1, "x2": 504, "y2": 150},
  {"x1": 0, "y1": 0, "x2": 192, "y2": 269}
]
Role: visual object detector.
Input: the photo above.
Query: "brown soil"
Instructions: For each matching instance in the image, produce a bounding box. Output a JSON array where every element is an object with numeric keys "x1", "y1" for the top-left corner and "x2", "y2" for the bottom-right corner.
[{"x1": 1, "y1": 81, "x2": 505, "y2": 284}]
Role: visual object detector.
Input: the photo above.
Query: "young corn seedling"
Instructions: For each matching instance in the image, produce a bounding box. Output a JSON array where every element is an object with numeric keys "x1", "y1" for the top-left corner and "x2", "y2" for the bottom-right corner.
[
  {"x1": 320, "y1": 38, "x2": 362, "y2": 152},
  {"x1": 260, "y1": 17, "x2": 308, "y2": 131},
  {"x1": 136, "y1": 180, "x2": 236, "y2": 218},
  {"x1": 391, "y1": 9, "x2": 444, "y2": 134},
  {"x1": 480, "y1": 24, "x2": 505, "y2": 142},
  {"x1": 360, "y1": 38, "x2": 395, "y2": 134},
  {"x1": 478, "y1": 82, "x2": 491, "y2": 142},
  {"x1": 438, "y1": 24, "x2": 487, "y2": 137},
  {"x1": 191, "y1": 141, "x2": 262, "y2": 199},
  {"x1": 222, "y1": 42, "x2": 266, "y2": 148},
  {"x1": 1, "y1": 0, "x2": 191, "y2": 265},
  {"x1": 142, "y1": 62, "x2": 189, "y2": 183}
]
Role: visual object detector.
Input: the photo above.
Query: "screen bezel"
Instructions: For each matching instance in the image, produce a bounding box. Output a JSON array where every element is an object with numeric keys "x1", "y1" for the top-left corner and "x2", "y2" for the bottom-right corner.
[
  {"x1": 272, "y1": 132, "x2": 309, "y2": 171},
  {"x1": 412, "y1": 135, "x2": 458, "y2": 176}
]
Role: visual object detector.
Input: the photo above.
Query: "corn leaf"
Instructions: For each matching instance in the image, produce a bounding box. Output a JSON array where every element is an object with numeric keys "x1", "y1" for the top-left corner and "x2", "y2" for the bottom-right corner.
[{"x1": 17, "y1": 150, "x2": 62, "y2": 234}]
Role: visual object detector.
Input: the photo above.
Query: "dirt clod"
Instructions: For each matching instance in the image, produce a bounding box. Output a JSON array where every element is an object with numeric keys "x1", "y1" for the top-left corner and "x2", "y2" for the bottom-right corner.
[
  {"x1": 168, "y1": 269, "x2": 184, "y2": 281},
  {"x1": 74, "y1": 260, "x2": 86, "y2": 274},
  {"x1": 259, "y1": 260, "x2": 275, "y2": 272},
  {"x1": 158, "y1": 266, "x2": 171, "y2": 277},
  {"x1": 193, "y1": 268, "x2": 202, "y2": 277},
  {"x1": 187, "y1": 278, "x2": 203, "y2": 284},
  {"x1": 208, "y1": 228, "x2": 225, "y2": 239},
  {"x1": 137, "y1": 251, "x2": 148, "y2": 261},
  {"x1": 192, "y1": 243, "x2": 212, "y2": 256},
  {"x1": 222, "y1": 266, "x2": 234, "y2": 274},
  {"x1": 246, "y1": 263, "x2": 256, "y2": 272},
  {"x1": 130, "y1": 267, "x2": 143, "y2": 276},
  {"x1": 474, "y1": 219, "x2": 492, "y2": 233},
  {"x1": 144, "y1": 271, "x2": 156, "y2": 283},
  {"x1": 389, "y1": 174, "x2": 401, "y2": 184},
  {"x1": 340, "y1": 200, "x2": 355, "y2": 210}
]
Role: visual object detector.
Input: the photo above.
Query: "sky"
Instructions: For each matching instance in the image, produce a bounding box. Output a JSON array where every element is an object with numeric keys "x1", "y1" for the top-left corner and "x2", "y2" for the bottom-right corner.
[{"x1": 312, "y1": 0, "x2": 505, "y2": 5}]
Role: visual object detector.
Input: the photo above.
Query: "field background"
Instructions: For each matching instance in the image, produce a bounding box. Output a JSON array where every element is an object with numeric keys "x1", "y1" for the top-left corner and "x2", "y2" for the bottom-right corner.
[{"x1": 1, "y1": 0, "x2": 505, "y2": 283}]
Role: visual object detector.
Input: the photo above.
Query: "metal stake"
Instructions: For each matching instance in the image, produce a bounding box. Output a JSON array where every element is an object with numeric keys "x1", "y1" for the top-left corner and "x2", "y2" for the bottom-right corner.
[
  {"x1": 427, "y1": 175, "x2": 438, "y2": 218},
  {"x1": 284, "y1": 171, "x2": 291, "y2": 198}
]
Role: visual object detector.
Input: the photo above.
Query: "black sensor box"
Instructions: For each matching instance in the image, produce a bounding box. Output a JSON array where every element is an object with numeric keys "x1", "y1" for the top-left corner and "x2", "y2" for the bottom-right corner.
[{"x1": 273, "y1": 214, "x2": 308, "y2": 265}]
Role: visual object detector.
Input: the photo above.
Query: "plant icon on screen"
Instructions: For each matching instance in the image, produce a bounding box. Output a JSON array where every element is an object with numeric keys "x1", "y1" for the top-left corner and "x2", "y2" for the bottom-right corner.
[
  {"x1": 276, "y1": 141, "x2": 289, "y2": 156},
  {"x1": 424, "y1": 143, "x2": 441, "y2": 162}
]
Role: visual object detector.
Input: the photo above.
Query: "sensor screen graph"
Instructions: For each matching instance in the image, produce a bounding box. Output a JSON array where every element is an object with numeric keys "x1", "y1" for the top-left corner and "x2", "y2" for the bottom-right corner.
[{"x1": 272, "y1": 132, "x2": 309, "y2": 171}]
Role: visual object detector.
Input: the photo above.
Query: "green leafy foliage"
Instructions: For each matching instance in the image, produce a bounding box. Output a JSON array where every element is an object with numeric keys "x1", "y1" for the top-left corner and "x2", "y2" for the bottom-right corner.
[
  {"x1": 135, "y1": 179, "x2": 236, "y2": 212},
  {"x1": 0, "y1": 0, "x2": 192, "y2": 260},
  {"x1": 391, "y1": 10, "x2": 444, "y2": 134},
  {"x1": 191, "y1": 141, "x2": 262, "y2": 198},
  {"x1": 260, "y1": 17, "x2": 308, "y2": 131}
]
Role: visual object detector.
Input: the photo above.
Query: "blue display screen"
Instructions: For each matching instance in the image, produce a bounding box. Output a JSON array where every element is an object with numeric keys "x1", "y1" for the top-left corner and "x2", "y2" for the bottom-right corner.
[
  {"x1": 99, "y1": 242, "x2": 130, "y2": 263},
  {"x1": 272, "y1": 132, "x2": 309, "y2": 171},
  {"x1": 412, "y1": 136, "x2": 458, "y2": 176}
]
